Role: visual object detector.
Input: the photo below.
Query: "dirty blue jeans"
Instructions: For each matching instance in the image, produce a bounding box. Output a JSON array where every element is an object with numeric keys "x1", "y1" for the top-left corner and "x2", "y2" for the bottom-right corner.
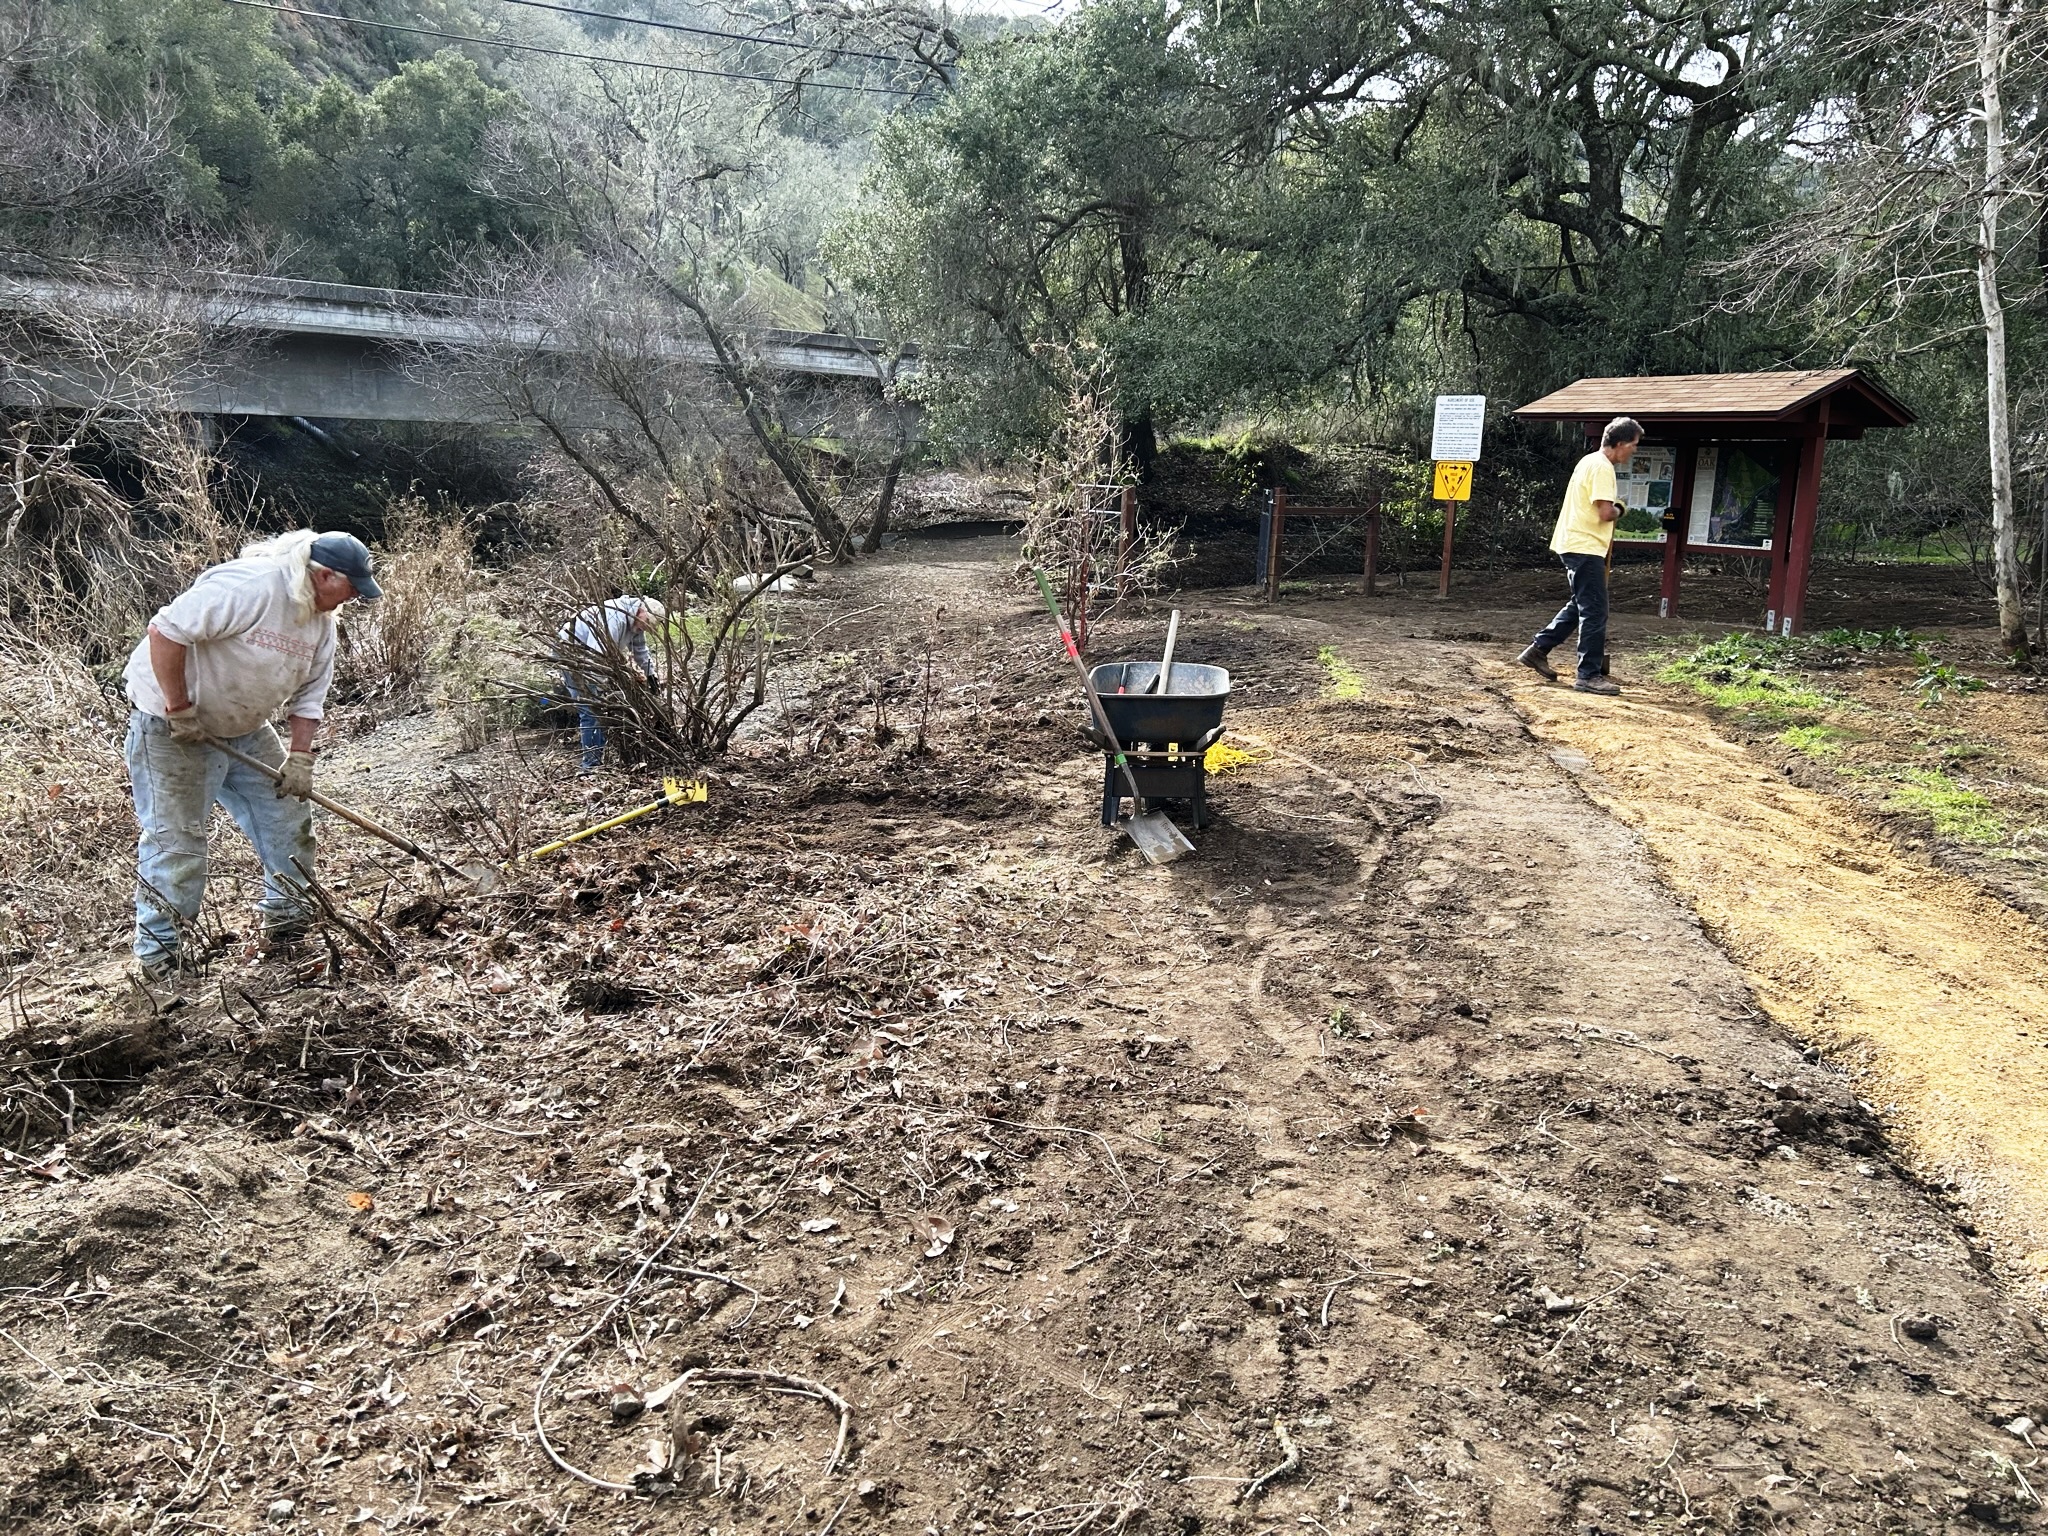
[
  {"x1": 562, "y1": 674, "x2": 605, "y2": 770},
  {"x1": 1530, "y1": 552, "x2": 1610, "y2": 682},
  {"x1": 125, "y1": 713, "x2": 315, "y2": 968}
]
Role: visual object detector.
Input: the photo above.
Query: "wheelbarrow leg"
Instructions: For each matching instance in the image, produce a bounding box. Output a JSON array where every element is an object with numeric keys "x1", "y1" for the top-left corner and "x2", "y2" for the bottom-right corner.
[
  {"x1": 1191, "y1": 769, "x2": 1208, "y2": 829},
  {"x1": 1101, "y1": 758, "x2": 1120, "y2": 828}
]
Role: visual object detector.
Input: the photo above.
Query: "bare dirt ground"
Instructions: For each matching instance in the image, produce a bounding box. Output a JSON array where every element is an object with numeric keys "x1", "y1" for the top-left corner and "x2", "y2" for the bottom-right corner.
[{"x1": 4, "y1": 538, "x2": 2047, "y2": 1535}]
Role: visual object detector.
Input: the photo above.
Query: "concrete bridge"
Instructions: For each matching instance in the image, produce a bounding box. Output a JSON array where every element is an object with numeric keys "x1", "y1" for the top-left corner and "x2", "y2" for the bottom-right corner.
[{"x1": 0, "y1": 266, "x2": 918, "y2": 427}]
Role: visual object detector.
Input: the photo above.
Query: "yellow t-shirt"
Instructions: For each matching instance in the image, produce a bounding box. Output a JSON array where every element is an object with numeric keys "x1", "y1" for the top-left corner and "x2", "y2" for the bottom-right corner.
[{"x1": 1549, "y1": 450, "x2": 1620, "y2": 556}]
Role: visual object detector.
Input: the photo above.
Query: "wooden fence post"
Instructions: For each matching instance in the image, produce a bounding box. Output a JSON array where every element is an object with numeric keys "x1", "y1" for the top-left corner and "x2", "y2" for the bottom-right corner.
[
  {"x1": 1117, "y1": 485, "x2": 1136, "y2": 600},
  {"x1": 1363, "y1": 499, "x2": 1381, "y2": 596},
  {"x1": 1265, "y1": 487, "x2": 1287, "y2": 602},
  {"x1": 1437, "y1": 496, "x2": 1456, "y2": 599}
]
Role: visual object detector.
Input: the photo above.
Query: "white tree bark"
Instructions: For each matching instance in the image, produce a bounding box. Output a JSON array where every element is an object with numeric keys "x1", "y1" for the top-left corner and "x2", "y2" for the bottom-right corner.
[{"x1": 1977, "y1": 0, "x2": 2031, "y2": 657}]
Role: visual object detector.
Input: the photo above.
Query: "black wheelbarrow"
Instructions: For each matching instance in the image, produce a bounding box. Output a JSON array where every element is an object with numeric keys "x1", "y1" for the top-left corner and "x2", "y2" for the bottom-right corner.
[{"x1": 1083, "y1": 661, "x2": 1231, "y2": 828}]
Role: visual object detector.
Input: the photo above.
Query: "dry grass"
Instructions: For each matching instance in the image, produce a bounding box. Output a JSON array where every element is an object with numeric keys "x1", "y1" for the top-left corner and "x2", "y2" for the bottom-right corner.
[
  {"x1": 0, "y1": 631, "x2": 131, "y2": 966},
  {"x1": 334, "y1": 498, "x2": 488, "y2": 702}
]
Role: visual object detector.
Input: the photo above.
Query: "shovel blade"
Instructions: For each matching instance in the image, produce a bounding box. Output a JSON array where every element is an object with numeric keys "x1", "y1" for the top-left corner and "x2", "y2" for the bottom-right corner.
[{"x1": 1122, "y1": 810, "x2": 1195, "y2": 865}]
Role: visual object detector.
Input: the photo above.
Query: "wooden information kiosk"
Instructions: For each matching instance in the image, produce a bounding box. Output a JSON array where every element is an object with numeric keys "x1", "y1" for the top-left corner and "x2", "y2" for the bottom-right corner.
[{"x1": 1513, "y1": 369, "x2": 1915, "y2": 635}]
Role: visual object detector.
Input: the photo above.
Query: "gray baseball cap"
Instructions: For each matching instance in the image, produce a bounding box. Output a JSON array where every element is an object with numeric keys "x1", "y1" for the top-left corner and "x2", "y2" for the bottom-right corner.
[{"x1": 309, "y1": 531, "x2": 382, "y2": 599}]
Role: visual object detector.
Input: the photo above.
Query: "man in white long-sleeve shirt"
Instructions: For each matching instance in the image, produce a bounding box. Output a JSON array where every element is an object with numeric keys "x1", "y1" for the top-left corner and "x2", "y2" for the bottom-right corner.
[
  {"x1": 122, "y1": 530, "x2": 380, "y2": 978},
  {"x1": 556, "y1": 595, "x2": 666, "y2": 774}
]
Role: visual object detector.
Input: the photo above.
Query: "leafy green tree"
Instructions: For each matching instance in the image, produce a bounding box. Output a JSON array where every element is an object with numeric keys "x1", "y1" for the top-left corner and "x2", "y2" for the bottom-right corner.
[
  {"x1": 838, "y1": 0, "x2": 1229, "y2": 464},
  {"x1": 276, "y1": 51, "x2": 539, "y2": 288},
  {"x1": 843, "y1": 0, "x2": 1817, "y2": 458},
  {"x1": 65, "y1": 0, "x2": 294, "y2": 222}
]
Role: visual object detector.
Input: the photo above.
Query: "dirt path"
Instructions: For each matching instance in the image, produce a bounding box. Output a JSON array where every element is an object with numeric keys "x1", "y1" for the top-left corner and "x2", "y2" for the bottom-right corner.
[
  {"x1": 1507, "y1": 671, "x2": 2048, "y2": 1297},
  {"x1": 3, "y1": 551, "x2": 2045, "y2": 1534}
]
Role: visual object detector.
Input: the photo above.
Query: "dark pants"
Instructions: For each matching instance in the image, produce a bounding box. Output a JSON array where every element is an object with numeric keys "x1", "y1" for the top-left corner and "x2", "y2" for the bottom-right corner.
[{"x1": 1531, "y1": 552, "x2": 1609, "y2": 681}]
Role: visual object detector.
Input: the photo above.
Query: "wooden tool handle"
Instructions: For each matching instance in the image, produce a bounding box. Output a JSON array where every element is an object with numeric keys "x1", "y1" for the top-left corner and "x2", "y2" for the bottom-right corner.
[
  {"x1": 1031, "y1": 569, "x2": 1147, "y2": 807},
  {"x1": 1152, "y1": 609, "x2": 1181, "y2": 695},
  {"x1": 205, "y1": 736, "x2": 462, "y2": 876}
]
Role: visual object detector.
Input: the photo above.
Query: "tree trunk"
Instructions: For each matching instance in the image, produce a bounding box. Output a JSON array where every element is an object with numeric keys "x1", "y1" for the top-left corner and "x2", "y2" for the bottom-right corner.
[
  {"x1": 648, "y1": 266, "x2": 854, "y2": 562},
  {"x1": 1978, "y1": 0, "x2": 2032, "y2": 661},
  {"x1": 1123, "y1": 409, "x2": 1158, "y2": 482},
  {"x1": 861, "y1": 451, "x2": 903, "y2": 554},
  {"x1": 860, "y1": 347, "x2": 908, "y2": 555}
]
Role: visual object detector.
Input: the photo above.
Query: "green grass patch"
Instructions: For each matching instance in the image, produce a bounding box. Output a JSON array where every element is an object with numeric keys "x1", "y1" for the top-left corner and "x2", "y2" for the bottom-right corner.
[
  {"x1": 667, "y1": 611, "x2": 783, "y2": 649},
  {"x1": 1778, "y1": 724, "x2": 1851, "y2": 757},
  {"x1": 1926, "y1": 738, "x2": 1994, "y2": 764},
  {"x1": 1656, "y1": 633, "x2": 1833, "y2": 721},
  {"x1": 1819, "y1": 531, "x2": 1975, "y2": 566},
  {"x1": 1884, "y1": 768, "x2": 2006, "y2": 844},
  {"x1": 1316, "y1": 645, "x2": 1366, "y2": 700},
  {"x1": 1911, "y1": 658, "x2": 1988, "y2": 707},
  {"x1": 1808, "y1": 626, "x2": 1922, "y2": 654}
]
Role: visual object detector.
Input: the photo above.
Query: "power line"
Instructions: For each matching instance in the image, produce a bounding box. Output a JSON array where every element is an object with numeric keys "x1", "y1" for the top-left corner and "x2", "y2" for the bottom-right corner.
[
  {"x1": 490, "y1": 0, "x2": 919, "y2": 67},
  {"x1": 217, "y1": 0, "x2": 923, "y2": 95}
]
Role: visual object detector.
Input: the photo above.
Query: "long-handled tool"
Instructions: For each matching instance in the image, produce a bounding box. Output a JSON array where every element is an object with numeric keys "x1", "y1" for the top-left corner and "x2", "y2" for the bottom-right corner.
[
  {"x1": 205, "y1": 735, "x2": 471, "y2": 881},
  {"x1": 1030, "y1": 569, "x2": 1194, "y2": 866},
  {"x1": 1146, "y1": 609, "x2": 1181, "y2": 695},
  {"x1": 521, "y1": 777, "x2": 706, "y2": 861}
]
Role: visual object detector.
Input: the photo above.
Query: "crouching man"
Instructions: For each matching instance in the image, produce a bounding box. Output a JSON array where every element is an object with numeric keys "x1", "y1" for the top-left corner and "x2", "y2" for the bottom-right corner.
[
  {"x1": 122, "y1": 530, "x2": 380, "y2": 979},
  {"x1": 557, "y1": 595, "x2": 666, "y2": 774}
]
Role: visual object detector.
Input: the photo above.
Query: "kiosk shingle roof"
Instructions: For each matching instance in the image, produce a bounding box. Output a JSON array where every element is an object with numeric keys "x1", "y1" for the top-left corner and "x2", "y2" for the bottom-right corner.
[{"x1": 1515, "y1": 369, "x2": 1914, "y2": 431}]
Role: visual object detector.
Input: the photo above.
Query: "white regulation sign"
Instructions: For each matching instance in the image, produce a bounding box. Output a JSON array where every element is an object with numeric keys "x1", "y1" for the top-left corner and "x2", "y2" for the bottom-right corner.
[{"x1": 1430, "y1": 394, "x2": 1487, "y2": 462}]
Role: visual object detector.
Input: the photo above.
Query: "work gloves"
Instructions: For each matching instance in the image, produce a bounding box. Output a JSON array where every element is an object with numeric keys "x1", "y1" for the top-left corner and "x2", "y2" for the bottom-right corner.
[
  {"x1": 277, "y1": 750, "x2": 316, "y2": 800},
  {"x1": 165, "y1": 705, "x2": 207, "y2": 744}
]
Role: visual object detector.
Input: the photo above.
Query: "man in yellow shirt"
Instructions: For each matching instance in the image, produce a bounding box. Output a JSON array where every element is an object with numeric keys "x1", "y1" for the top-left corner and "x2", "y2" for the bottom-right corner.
[{"x1": 1517, "y1": 416, "x2": 1642, "y2": 696}]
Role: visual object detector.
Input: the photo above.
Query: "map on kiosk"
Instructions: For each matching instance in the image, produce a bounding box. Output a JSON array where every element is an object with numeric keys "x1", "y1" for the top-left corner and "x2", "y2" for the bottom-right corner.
[{"x1": 1612, "y1": 442, "x2": 1780, "y2": 549}]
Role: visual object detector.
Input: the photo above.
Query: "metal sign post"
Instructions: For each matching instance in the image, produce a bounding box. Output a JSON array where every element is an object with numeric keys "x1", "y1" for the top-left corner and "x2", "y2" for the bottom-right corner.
[
  {"x1": 1430, "y1": 396, "x2": 1484, "y2": 600},
  {"x1": 1432, "y1": 459, "x2": 1473, "y2": 598}
]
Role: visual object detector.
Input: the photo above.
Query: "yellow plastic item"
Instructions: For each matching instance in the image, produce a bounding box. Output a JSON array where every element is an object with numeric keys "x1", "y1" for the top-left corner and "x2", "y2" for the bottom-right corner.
[
  {"x1": 1204, "y1": 740, "x2": 1267, "y2": 776},
  {"x1": 525, "y1": 777, "x2": 707, "y2": 860}
]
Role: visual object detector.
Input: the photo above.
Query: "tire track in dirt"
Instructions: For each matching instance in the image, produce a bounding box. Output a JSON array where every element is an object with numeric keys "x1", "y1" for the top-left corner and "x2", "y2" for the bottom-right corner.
[
  {"x1": 1031, "y1": 607, "x2": 2048, "y2": 1532},
  {"x1": 1505, "y1": 669, "x2": 2048, "y2": 1296}
]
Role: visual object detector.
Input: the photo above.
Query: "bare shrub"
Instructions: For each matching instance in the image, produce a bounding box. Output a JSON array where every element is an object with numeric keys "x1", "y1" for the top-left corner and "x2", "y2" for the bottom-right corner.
[
  {"x1": 0, "y1": 629, "x2": 130, "y2": 971},
  {"x1": 1020, "y1": 348, "x2": 1174, "y2": 652},
  {"x1": 333, "y1": 498, "x2": 488, "y2": 703},
  {"x1": 544, "y1": 492, "x2": 810, "y2": 765},
  {"x1": 1, "y1": 415, "x2": 257, "y2": 649},
  {"x1": 422, "y1": 259, "x2": 839, "y2": 763},
  {"x1": 3, "y1": 252, "x2": 258, "y2": 651}
]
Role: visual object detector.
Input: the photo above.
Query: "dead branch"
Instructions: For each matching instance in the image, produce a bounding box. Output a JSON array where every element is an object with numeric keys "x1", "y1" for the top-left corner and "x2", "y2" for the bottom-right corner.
[
  {"x1": 1238, "y1": 1418, "x2": 1299, "y2": 1501},
  {"x1": 532, "y1": 1156, "x2": 726, "y2": 1494},
  {"x1": 643, "y1": 1366, "x2": 854, "y2": 1475}
]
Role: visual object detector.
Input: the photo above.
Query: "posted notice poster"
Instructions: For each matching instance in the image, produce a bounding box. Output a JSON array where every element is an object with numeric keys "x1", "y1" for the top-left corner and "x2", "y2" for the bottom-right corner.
[
  {"x1": 1686, "y1": 444, "x2": 1781, "y2": 548},
  {"x1": 1612, "y1": 444, "x2": 1676, "y2": 541}
]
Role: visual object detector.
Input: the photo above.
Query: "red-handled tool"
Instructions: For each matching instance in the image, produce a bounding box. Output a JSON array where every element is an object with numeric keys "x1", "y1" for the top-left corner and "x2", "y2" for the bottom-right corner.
[{"x1": 1031, "y1": 569, "x2": 1195, "y2": 865}]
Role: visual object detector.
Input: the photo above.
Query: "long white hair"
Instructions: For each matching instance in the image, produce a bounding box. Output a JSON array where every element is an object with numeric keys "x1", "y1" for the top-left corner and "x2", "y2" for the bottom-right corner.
[{"x1": 239, "y1": 529, "x2": 321, "y2": 623}]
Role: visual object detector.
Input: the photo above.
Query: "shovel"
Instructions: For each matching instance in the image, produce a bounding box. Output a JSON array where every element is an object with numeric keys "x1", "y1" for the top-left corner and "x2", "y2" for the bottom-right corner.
[
  {"x1": 1146, "y1": 609, "x2": 1181, "y2": 695},
  {"x1": 1030, "y1": 569, "x2": 1195, "y2": 866},
  {"x1": 519, "y1": 777, "x2": 706, "y2": 861},
  {"x1": 204, "y1": 735, "x2": 481, "y2": 886}
]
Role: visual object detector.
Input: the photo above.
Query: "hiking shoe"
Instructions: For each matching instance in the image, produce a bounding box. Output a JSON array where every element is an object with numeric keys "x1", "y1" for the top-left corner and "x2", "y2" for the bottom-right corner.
[
  {"x1": 1574, "y1": 676, "x2": 1622, "y2": 696},
  {"x1": 1516, "y1": 645, "x2": 1559, "y2": 682},
  {"x1": 138, "y1": 956, "x2": 180, "y2": 985}
]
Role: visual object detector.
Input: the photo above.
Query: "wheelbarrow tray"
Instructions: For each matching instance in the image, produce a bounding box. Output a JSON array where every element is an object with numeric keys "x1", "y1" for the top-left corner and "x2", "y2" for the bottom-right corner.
[{"x1": 1086, "y1": 662, "x2": 1230, "y2": 746}]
